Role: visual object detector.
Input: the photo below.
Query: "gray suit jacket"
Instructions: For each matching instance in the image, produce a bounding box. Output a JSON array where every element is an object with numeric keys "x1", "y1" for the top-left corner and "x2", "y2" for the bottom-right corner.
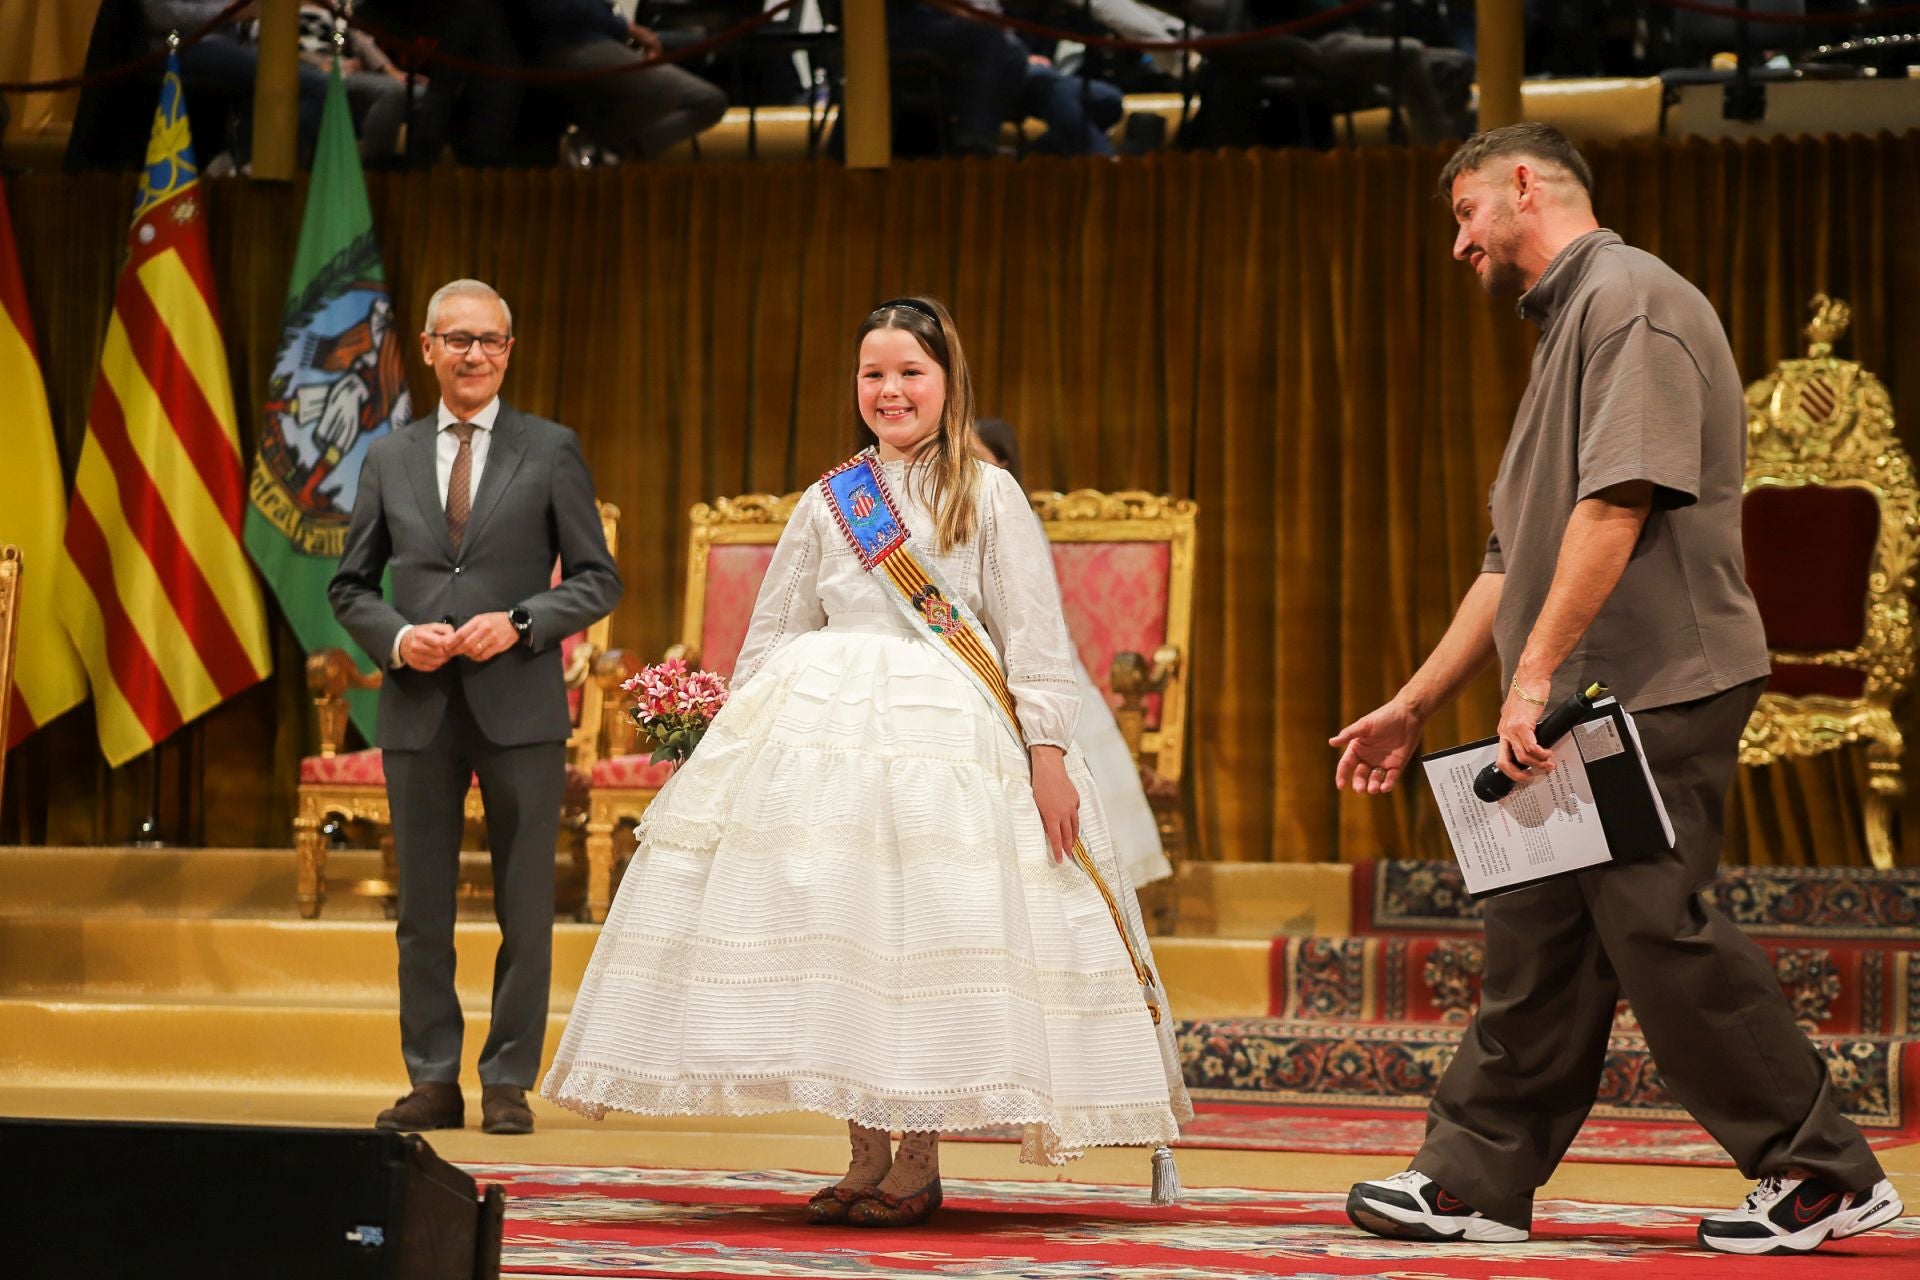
[{"x1": 328, "y1": 403, "x2": 623, "y2": 751}]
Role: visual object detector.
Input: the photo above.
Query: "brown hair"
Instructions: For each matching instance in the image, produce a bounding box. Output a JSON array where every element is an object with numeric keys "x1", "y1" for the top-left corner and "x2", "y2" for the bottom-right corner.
[
  {"x1": 1437, "y1": 122, "x2": 1594, "y2": 205},
  {"x1": 853, "y1": 296, "x2": 980, "y2": 554}
]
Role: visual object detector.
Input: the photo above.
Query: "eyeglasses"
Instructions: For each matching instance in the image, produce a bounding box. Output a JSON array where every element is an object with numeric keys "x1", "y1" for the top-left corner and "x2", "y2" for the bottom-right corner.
[{"x1": 428, "y1": 331, "x2": 513, "y2": 356}]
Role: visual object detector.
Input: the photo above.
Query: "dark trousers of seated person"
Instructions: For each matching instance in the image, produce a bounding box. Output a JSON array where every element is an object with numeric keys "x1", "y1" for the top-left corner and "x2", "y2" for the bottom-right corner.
[
  {"x1": 360, "y1": 0, "x2": 526, "y2": 167},
  {"x1": 178, "y1": 31, "x2": 329, "y2": 165},
  {"x1": 387, "y1": 679, "x2": 566, "y2": 1090},
  {"x1": 1413, "y1": 677, "x2": 1885, "y2": 1229},
  {"x1": 1020, "y1": 64, "x2": 1122, "y2": 156},
  {"x1": 888, "y1": 3, "x2": 1028, "y2": 153},
  {"x1": 544, "y1": 37, "x2": 729, "y2": 159}
]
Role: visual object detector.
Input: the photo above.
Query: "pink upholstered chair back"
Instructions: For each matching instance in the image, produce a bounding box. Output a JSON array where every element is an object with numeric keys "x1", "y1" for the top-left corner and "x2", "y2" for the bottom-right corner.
[
  {"x1": 678, "y1": 494, "x2": 802, "y2": 677},
  {"x1": 700, "y1": 544, "x2": 780, "y2": 676},
  {"x1": 1051, "y1": 542, "x2": 1172, "y2": 728}
]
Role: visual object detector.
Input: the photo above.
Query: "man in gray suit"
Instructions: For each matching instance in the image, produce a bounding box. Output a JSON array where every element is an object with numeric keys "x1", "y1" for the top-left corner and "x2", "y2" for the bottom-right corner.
[{"x1": 330, "y1": 279, "x2": 622, "y2": 1135}]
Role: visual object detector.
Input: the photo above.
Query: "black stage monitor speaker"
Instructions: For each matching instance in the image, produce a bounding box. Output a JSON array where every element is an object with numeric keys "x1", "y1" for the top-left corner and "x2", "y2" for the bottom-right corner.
[{"x1": 0, "y1": 1118, "x2": 504, "y2": 1280}]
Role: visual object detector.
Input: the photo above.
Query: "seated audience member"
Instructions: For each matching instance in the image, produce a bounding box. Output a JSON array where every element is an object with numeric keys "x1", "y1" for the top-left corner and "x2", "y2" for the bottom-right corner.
[
  {"x1": 887, "y1": 0, "x2": 1029, "y2": 155},
  {"x1": 272, "y1": 2, "x2": 420, "y2": 160},
  {"x1": 1014, "y1": 0, "x2": 1192, "y2": 90},
  {"x1": 138, "y1": 0, "x2": 330, "y2": 166},
  {"x1": 356, "y1": 0, "x2": 527, "y2": 167},
  {"x1": 1192, "y1": 0, "x2": 1473, "y2": 147},
  {"x1": 1004, "y1": 13, "x2": 1127, "y2": 157},
  {"x1": 511, "y1": 0, "x2": 728, "y2": 160}
]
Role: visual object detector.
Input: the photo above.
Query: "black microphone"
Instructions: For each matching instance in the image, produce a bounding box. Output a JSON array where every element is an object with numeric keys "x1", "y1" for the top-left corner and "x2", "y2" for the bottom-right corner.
[{"x1": 1473, "y1": 681, "x2": 1611, "y2": 803}]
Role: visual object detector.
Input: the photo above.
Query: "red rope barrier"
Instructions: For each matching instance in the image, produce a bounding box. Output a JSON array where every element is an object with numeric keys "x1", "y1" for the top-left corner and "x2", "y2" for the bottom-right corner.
[
  {"x1": 0, "y1": 0, "x2": 254, "y2": 94},
  {"x1": 919, "y1": 0, "x2": 1386, "y2": 52}
]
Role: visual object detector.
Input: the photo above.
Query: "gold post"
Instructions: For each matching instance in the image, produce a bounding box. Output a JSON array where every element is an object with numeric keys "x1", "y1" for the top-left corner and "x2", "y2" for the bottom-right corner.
[
  {"x1": 840, "y1": 0, "x2": 892, "y2": 169},
  {"x1": 1475, "y1": 0, "x2": 1524, "y2": 131},
  {"x1": 0, "y1": 547, "x2": 21, "y2": 816},
  {"x1": 251, "y1": 0, "x2": 300, "y2": 180}
]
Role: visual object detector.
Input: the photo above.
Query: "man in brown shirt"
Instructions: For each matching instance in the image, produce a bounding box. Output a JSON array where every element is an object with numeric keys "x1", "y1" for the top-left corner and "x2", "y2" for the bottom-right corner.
[{"x1": 1330, "y1": 124, "x2": 1901, "y2": 1255}]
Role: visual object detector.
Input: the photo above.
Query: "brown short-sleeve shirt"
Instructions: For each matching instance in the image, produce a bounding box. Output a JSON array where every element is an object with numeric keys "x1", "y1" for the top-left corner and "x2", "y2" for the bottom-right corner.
[{"x1": 1482, "y1": 230, "x2": 1769, "y2": 711}]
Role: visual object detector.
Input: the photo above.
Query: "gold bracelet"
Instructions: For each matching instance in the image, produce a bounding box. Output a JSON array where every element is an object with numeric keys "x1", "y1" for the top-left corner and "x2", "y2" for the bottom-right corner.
[{"x1": 1510, "y1": 678, "x2": 1549, "y2": 707}]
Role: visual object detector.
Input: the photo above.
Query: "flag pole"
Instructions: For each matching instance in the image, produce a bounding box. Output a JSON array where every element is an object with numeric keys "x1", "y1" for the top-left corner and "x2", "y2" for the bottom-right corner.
[{"x1": 132, "y1": 747, "x2": 165, "y2": 846}]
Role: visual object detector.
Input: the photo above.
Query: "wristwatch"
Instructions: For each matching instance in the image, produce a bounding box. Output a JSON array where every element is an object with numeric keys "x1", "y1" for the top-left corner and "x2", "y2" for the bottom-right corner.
[{"x1": 508, "y1": 606, "x2": 534, "y2": 649}]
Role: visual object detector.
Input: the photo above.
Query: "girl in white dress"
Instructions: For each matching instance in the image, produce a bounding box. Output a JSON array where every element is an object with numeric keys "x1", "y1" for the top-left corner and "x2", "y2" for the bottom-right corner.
[{"x1": 542, "y1": 297, "x2": 1190, "y2": 1228}]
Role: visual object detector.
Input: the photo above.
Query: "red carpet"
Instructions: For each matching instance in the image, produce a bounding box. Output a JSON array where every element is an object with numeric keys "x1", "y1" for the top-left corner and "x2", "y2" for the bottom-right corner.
[{"x1": 467, "y1": 1163, "x2": 1920, "y2": 1278}]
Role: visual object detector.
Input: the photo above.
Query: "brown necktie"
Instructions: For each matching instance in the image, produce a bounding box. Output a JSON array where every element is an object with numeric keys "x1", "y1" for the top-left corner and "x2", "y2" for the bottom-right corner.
[{"x1": 445, "y1": 421, "x2": 477, "y2": 553}]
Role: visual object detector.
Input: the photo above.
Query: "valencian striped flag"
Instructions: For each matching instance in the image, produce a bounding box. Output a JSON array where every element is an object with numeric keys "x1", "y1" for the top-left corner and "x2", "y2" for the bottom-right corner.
[
  {"x1": 245, "y1": 61, "x2": 408, "y2": 742},
  {"x1": 0, "y1": 177, "x2": 89, "y2": 747},
  {"x1": 56, "y1": 55, "x2": 272, "y2": 766}
]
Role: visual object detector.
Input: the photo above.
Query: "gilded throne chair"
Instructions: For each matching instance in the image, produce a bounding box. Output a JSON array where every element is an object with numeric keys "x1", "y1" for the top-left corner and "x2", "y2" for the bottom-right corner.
[
  {"x1": 293, "y1": 501, "x2": 625, "y2": 917},
  {"x1": 1739, "y1": 296, "x2": 1918, "y2": 870},
  {"x1": 581, "y1": 487, "x2": 1199, "y2": 926}
]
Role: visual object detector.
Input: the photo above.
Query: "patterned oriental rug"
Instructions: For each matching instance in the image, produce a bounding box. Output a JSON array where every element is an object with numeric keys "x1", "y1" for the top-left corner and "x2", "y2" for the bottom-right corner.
[
  {"x1": 947, "y1": 1101, "x2": 1917, "y2": 1168},
  {"x1": 1109, "y1": 1101, "x2": 1916, "y2": 1167},
  {"x1": 1196, "y1": 861, "x2": 1920, "y2": 1136},
  {"x1": 468, "y1": 1164, "x2": 1920, "y2": 1279}
]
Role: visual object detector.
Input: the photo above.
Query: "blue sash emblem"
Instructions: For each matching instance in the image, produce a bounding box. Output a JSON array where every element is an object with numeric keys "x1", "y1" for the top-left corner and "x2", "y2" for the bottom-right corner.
[{"x1": 822, "y1": 455, "x2": 908, "y2": 569}]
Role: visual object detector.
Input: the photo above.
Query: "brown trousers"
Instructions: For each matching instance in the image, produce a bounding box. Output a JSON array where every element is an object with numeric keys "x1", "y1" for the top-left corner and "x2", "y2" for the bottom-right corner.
[{"x1": 1412, "y1": 678, "x2": 1885, "y2": 1229}]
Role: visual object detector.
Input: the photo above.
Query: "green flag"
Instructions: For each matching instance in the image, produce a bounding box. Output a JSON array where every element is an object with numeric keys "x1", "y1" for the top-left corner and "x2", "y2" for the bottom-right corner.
[{"x1": 245, "y1": 62, "x2": 409, "y2": 742}]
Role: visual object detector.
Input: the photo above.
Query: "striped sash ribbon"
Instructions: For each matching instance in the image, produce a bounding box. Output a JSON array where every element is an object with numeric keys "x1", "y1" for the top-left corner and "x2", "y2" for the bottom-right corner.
[{"x1": 819, "y1": 450, "x2": 1163, "y2": 1022}]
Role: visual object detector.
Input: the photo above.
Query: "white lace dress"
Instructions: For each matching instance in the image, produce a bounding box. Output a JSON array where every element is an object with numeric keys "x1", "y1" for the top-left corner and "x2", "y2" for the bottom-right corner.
[{"x1": 542, "y1": 459, "x2": 1191, "y2": 1164}]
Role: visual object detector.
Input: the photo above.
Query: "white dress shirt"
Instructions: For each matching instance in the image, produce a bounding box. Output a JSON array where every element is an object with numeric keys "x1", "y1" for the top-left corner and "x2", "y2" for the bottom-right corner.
[
  {"x1": 392, "y1": 397, "x2": 502, "y2": 667},
  {"x1": 431, "y1": 395, "x2": 499, "y2": 503}
]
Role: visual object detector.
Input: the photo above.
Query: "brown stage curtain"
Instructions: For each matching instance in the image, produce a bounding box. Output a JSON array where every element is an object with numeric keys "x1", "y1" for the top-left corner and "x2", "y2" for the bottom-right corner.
[{"x1": 5, "y1": 135, "x2": 1918, "y2": 865}]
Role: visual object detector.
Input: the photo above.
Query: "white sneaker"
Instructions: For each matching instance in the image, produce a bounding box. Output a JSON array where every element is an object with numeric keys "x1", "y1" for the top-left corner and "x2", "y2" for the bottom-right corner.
[
  {"x1": 1698, "y1": 1175, "x2": 1905, "y2": 1255},
  {"x1": 1346, "y1": 1170, "x2": 1529, "y2": 1243}
]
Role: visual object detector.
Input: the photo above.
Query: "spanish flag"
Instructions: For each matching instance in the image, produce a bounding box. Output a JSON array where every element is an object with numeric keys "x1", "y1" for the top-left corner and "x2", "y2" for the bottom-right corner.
[
  {"x1": 0, "y1": 178, "x2": 88, "y2": 748},
  {"x1": 56, "y1": 56, "x2": 272, "y2": 766}
]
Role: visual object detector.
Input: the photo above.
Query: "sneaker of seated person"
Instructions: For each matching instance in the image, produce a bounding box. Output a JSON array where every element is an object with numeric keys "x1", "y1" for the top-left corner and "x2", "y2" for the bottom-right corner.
[
  {"x1": 1346, "y1": 1171, "x2": 1529, "y2": 1243},
  {"x1": 1698, "y1": 1174, "x2": 1904, "y2": 1255}
]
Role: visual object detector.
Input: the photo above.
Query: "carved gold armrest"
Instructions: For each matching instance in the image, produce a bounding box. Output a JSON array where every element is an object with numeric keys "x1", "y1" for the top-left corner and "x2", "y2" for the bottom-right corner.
[
  {"x1": 593, "y1": 648, "x2": 644, "y2": 757},
  {"x1": 1109, "y1": 644, "x2": 1182, "y2": 759},
  {"x1": 664, "y1": 642, "x2": 703, "y2": 668},
  {"x1": 305, "y1": 650, "x2": 383, "y2": 758},
  {"x1": 563, "y1": 639, "x2": 599, "y2": 689}
]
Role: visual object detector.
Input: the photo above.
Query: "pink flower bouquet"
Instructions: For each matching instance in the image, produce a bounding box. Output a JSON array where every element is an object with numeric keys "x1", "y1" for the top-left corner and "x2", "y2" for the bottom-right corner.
[{"x1": 622, "y1": 657, "x2": 730, "y2": 766}]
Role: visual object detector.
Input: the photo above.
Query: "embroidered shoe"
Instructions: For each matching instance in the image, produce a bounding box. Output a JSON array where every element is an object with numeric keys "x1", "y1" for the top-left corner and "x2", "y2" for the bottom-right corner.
[
  {"x1": 1346, "y1": 1171, "x2": 1529, "y2": 1243},
  {"x1": 804, "y1": 1183, "x2": 874, "y2": 1225},
  {"x1": 846, "y1": 1177, "x2": 943, "y2": 1228},
  {"x1": 1698, "y1": 1175, "x2": 1905, "y2": 1255}
]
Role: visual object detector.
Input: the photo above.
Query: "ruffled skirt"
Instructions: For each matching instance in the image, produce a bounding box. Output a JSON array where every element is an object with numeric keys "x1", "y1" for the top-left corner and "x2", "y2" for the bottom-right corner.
[{"x1": 541, "y1": 612, "x2": 1192, "y2": 1164}]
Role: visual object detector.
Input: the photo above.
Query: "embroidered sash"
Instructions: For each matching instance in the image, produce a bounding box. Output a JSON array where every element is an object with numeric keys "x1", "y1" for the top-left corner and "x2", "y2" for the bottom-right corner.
[{"x1": 819, "y1": 450, "x2": 1165, "y2": 1024}]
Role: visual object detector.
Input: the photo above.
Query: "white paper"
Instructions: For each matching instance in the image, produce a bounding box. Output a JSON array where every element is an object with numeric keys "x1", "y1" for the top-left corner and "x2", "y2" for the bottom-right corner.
[
  {"x1": 1422, "y1": 735, "x2": 1615, "y2": 897},
  {"x1": 1619, "y1": 708, "x2": 1677, "y2": 847}
]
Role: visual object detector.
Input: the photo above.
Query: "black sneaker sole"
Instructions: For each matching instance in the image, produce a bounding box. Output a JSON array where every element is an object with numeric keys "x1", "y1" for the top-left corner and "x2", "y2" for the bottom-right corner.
[
  {"x1": 1694, "y1": 1225, "x2": 1815, "y2": 1256},
  {"x1": 1347, "y1": 1189, "x2": 1464, "y2": 1242}
]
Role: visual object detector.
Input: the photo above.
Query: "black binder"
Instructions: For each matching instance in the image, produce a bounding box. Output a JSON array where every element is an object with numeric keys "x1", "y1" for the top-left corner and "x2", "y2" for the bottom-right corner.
[{"x1": 1421, "y1": 699, "x2": 1673, "y2": 901}]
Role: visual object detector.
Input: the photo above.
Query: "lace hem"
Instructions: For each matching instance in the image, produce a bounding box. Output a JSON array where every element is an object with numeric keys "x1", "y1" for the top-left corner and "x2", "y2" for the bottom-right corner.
[{"x1": 540, "y1": 1062, "x2": 1183, "y2": 1166}]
